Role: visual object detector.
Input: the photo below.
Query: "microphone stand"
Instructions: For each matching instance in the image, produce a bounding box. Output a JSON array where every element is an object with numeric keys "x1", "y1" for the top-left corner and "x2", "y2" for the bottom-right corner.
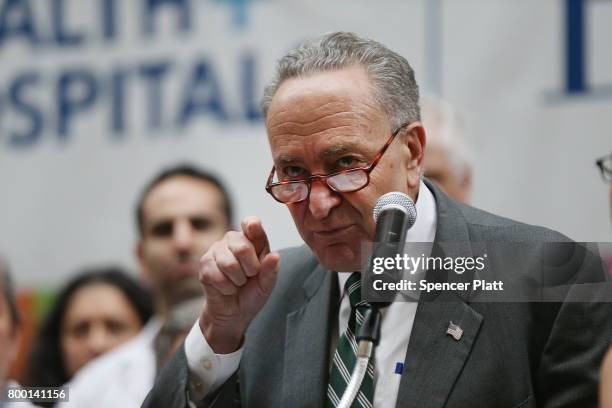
[{"x1": 337, "y1": 305, "x2": 385, "y2": 408}]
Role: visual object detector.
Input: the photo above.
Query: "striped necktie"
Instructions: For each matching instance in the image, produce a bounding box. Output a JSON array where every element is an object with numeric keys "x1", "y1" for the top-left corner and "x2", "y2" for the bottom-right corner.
[{"x1": 325, "y1": 272, "x2": 375, "y2": 408}]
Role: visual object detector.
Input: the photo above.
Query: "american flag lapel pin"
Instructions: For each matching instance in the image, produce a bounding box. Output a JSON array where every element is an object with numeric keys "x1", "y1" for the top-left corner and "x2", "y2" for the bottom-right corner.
[{"x1": 446, "y1": 321, "x2": 463, "y2": 341}]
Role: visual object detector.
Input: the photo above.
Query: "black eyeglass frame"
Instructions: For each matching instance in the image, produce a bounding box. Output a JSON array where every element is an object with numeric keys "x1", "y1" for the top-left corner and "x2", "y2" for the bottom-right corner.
[
  {"x1": 264, "y1": 122, "x2": 414, "y2": 204},
  {"x1": 596, "y1": 153, "x2": 612, "y2": 183}
]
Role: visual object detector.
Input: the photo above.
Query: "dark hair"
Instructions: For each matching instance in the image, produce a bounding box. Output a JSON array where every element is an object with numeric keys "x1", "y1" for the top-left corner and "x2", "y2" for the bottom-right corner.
[
  {"x1": 0, "y1": 258, "x2": 20, "y2": 332},
  {"x1": 26, "y1": 266, "x2": 153, "y2": 388},
  {"x1": 135, "y1": 164, "x2": 234, "y2": 237}
]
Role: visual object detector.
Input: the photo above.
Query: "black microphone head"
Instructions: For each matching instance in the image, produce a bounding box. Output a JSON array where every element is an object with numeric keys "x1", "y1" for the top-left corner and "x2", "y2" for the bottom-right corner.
[{"x1": 373, "y1": 192, "x2": 417, "y2": 229}]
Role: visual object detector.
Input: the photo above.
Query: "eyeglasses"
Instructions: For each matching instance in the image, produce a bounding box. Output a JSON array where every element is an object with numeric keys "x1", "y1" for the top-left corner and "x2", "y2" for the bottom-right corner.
[
  {"x1": 265, "y1": 122, "x2": 412, "y2": 204},
  {"x1": 596, "y1": 153, "x2": 612, "y2": 183}
]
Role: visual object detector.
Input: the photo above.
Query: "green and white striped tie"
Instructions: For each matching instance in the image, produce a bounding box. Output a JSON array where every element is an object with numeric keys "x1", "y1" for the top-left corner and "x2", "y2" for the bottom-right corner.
[{"x1": 326, "y1": 272, "x2": 375, "y2": 408}]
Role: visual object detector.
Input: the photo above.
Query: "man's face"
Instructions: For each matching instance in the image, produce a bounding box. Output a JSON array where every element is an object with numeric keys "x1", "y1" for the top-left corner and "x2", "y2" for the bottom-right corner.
[
  {"x1": 137, "y1": 176, "x2": 229, "y2": 307},
  {"x1": 266, "y1": 65, "x2": 425, "y2": 272}
]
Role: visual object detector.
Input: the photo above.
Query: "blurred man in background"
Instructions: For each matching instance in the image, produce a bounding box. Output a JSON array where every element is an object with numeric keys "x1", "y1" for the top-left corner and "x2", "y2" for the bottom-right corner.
[
  {"x1": 67, "y1": 164, "x2": 233, "y2": 407},
  {"x1": 597, "y1": 151, "x2": 612, "y2": 408},
  {"x1": 421, "y1": 97, "x2": 472, "y2": 203},
  {"x1": 1, "y1": 258, "x2": 35, "y2": 407},
  {"x1": 135, "y1": 164, "x2": 233, "y2": 318}
]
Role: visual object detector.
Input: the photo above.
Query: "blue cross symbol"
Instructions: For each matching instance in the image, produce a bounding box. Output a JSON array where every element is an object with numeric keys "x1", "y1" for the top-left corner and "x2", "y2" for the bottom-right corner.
[{"x1": 212, "y1": 0, "x2": 258, "y2": 29}]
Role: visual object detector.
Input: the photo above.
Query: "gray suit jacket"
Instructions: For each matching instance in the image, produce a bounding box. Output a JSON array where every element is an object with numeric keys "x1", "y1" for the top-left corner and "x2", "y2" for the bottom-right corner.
[{"x1": 143, "y1": 181, "x2": 612, "y2": 408}]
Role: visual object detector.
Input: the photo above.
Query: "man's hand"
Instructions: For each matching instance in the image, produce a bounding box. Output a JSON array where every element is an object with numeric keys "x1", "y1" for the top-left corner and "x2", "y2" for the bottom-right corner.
[{"x1": 198, "y1": 216, "x2": 280, "y2": 354}]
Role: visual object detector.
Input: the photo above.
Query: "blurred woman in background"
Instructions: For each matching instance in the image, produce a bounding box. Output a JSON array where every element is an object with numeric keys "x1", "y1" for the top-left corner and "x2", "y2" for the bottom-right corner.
[{"x1": 26, "y1": 267, "x2": 153, "y2": 388}]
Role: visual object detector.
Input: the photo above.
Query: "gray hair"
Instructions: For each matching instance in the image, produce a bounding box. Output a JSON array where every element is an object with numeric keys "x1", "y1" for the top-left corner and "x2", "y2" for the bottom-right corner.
[{"x1": 261, "y1": 31, "x2": 420, "y2": 129}]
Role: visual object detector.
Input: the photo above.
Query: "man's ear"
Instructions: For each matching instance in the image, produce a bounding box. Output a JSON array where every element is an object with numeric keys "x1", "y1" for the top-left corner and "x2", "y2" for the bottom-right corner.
[
  {"x1": 135, "y1": 242, "x2": 151, "y2": 283},
  {"x1": 401, "y1": 122, "x2": 426, "y2": 188}
]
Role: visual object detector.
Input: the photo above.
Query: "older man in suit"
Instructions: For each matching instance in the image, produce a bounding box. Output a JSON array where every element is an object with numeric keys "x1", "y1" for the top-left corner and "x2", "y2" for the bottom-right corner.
[{"x1": 143, "y1": 32, "x2": 612, "y2": 408}]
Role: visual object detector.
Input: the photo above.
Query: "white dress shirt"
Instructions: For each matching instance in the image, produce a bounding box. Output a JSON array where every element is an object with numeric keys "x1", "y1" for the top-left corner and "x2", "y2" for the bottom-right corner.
[{"x1": 185, "y1": 181, "x2": 437, "y2": 406}]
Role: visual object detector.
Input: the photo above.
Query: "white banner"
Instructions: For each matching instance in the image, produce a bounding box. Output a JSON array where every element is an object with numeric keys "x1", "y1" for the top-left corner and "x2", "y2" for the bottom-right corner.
[{"x1": 0, "y1": 0, "x2": 610, "y2": 286}]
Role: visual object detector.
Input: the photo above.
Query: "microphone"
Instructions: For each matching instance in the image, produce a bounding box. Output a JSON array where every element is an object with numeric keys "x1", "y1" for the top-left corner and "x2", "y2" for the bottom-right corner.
[
  {"x1": 368, "y1": 192, "x2": 417, "y2": 287},
  {"x1": 372, "y1": 191, "x2": 417, "y2": 245},
  {"x1": 365, "y1": 191, "x2": 417, "y2": 308},
  {"x1": 356, "y1": 192, "x2": 418, "y2": 344}
]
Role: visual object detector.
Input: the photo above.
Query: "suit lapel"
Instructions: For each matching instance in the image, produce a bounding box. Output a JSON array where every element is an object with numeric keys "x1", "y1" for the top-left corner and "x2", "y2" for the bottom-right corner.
[
  {"x1": 395, "y1": 294, "x2": 483, "y2": 408},
  {"x1": 283, "y1": 265, "x2": 339, "y2": 408},
  {"x1": 394, "y1": 181, "x2": 485, "y2": 408}
]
